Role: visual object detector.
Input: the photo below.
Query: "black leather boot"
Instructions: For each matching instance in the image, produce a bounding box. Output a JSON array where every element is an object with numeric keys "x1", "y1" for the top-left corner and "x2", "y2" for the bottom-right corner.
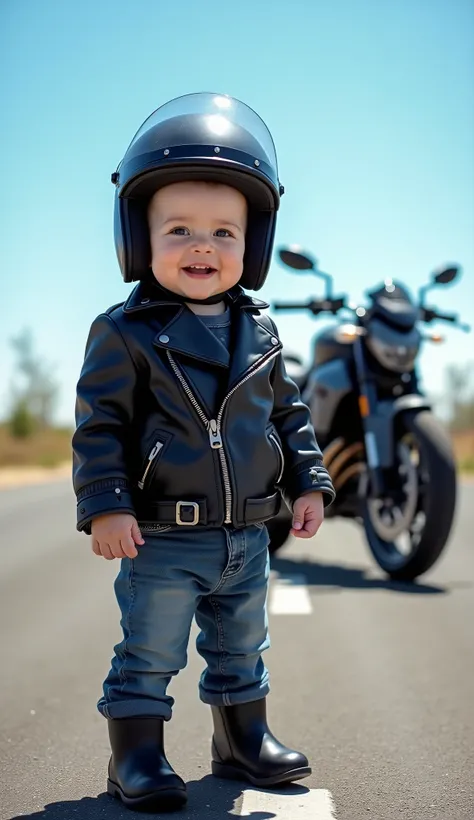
[
  {"x1": 106, "y1": 717, "x2": 187, "y2": 812},
  {"x1": 211, "y1": 698, "x2": 311, "y2": 787}
]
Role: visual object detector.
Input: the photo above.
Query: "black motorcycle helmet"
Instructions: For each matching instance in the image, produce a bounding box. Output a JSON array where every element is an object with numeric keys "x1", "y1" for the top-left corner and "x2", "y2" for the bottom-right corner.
[{"x1": 112, "y1": 92, "x2": 284, "y2": 291}]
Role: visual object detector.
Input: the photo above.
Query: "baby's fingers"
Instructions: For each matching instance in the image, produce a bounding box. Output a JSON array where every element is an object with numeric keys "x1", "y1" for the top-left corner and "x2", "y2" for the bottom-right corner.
[
  {"x1": 292, "y1": 513, "x2": 323, "y2": 539},
  {"x1": 300, "y1": 519, "x2": 319, "y2": 538},
  {"x1": 109, "y1": 540, "x2": 127, "y2": 559},
  {"x1": 120, "y1": 538, "x2": 139, "y2": 559},
  {"x1": 92, "y1": 538, "x2": 115, "y2": 559},
  {"x1": 100, "y1": 542, "x2": 115, "y2": 560},
  {"x1": 291, "y1": 524, "x2": 314, "y2": 539}
]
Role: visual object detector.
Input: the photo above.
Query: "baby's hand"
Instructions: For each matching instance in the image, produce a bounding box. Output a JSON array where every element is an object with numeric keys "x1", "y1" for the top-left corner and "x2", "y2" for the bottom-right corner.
[
  {"x1": 291, "y1": 491, "x2": 324, "y2": 539},
  {"x1": 91, "y1": 513, "x2": 145, "y2": 560}
]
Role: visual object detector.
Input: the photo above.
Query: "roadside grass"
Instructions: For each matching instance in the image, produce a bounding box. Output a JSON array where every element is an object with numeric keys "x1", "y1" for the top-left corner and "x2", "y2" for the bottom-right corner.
[
  {"x1": 0, "y1": 424, "x2": 72, "y2": 468},
  {"x1": 452, "y1": 430, "x2": 474, "y2": 473},
  {"x1": 0, "y1": 424, "x2": 472, "y2": 473}
]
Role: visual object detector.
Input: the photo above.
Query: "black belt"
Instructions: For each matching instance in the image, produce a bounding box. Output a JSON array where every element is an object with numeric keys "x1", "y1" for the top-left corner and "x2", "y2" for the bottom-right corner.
[
  {"x1": 137, "y1": 492, "x2": 280, "y2": 527},
  {"x1": 148, "y1": 500, "x2": 207, "y2": 526}
]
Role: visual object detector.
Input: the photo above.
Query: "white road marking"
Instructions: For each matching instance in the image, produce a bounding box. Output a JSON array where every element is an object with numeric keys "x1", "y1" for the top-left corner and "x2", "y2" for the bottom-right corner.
[
  {"x1": 238, "y1": 788, "x2": 337, "y2": 817},
  {"x1": 269, "y1": 573, "x2": 313, "y2": 614}
]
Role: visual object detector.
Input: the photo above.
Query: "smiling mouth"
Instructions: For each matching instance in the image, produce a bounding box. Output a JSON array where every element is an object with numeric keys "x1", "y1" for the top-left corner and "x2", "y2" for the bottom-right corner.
[{"x1": 182, "y1": 265, "x2": 217, "y2": 276}]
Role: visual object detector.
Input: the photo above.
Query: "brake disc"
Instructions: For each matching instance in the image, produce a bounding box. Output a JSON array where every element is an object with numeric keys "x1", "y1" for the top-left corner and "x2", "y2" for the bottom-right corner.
[{"x1": 367, "y1": 441, "x2": 419, "y2": 542}]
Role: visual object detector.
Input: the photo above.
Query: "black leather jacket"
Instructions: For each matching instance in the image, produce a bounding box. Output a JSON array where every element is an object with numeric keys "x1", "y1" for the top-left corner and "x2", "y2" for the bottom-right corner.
[{"x1": 73, "y1": 282, "x2": 335, "y2": 534}]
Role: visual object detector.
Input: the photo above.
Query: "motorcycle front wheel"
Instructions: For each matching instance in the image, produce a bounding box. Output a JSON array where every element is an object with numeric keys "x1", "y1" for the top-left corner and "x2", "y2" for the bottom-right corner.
[{"x1": 363, "y1": 410, "x2": 457, "y2": 581}]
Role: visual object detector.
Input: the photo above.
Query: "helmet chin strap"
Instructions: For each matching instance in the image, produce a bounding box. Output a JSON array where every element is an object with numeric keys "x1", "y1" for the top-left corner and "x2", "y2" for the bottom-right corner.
[
  {"x1": 148, "y1": 274, "x2": 229, "y2": 305},
  {"x1": 182, "y1": 292, "x2": 228, "y2": 305}
]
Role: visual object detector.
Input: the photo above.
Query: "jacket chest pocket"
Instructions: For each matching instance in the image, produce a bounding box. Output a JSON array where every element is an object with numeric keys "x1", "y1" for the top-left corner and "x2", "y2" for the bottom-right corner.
[
  {"x1": 138, "y1": 431, "x2": 171, "y2": 491},
  {"x1": 268, "y1": 430, "x2": 284, "y2": 484}
]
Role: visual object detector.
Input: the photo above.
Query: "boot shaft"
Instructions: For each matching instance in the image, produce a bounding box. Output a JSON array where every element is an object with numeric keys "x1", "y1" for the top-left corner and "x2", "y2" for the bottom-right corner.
[
  {"x1": 108, "y1": 716, "x2": 165, "y2": 764},
  {"x1": 210, "y1": 698, "x2": 310, "y2": 786}
]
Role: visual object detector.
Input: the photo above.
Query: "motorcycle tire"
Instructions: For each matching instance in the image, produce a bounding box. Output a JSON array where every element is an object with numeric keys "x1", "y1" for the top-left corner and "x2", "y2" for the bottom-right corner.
[{"x1": 364, "y1": 410, "x2": 457, "y2": 581}]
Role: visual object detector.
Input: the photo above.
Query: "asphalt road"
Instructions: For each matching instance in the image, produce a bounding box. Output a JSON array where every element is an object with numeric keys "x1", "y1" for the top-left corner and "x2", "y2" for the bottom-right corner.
[{"x1": 0, "y1": 480, "x2": 473, "y2": 819}]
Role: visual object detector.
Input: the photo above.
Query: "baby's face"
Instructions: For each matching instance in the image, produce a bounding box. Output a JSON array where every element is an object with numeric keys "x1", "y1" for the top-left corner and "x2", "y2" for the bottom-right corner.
[{"x1": 148, "y1": 181, "x2": 247, "y2": 300}]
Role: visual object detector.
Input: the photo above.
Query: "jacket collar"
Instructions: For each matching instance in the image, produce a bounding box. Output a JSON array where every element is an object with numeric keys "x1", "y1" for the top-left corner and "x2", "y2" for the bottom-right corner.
[
  {"x1": 122, "y1": 280, "x2": 269, "y2": 314},
  {"x1": 154, "y1": 305, "x2": 232, "y2": 368},
  {"x1": 122, "y1": 280, "x2": 277, "y2": 381}
]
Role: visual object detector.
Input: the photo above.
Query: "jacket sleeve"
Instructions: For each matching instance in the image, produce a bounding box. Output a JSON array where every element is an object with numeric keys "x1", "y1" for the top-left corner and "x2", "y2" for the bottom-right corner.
[
  {"x1": 269, "y1": 327, "x2": 335, "y2": 510},
  {"x1": 72, "y1": 314, "x2": 137, "y2": 533}
]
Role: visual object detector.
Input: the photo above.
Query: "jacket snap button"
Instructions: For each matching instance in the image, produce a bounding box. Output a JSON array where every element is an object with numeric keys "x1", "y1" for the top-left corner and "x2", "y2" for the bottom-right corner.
[
  {"x1": 271, "y1": 337, "x2": 279, "y2": 345},
  {"x1": 159, "y1": 335, "x2": 170, "y2": 344},
  {"x1": 115, "y1": 488, "x2": 121, "y2": 494},
  {"x1": 140, "y1": 298, "x2": 150, "y2": 304}
]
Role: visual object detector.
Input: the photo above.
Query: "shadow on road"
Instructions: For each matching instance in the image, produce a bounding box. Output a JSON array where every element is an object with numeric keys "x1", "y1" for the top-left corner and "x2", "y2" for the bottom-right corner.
[
  {"x1": 9, "y1": 776, "x2": 310, "y2": 819},
  {"x1": 270, "y1": 554, "x2": 447, "y2": 594}
]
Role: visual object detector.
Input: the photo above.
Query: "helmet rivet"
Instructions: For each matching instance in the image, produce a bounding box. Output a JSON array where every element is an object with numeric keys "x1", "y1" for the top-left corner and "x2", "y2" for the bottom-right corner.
[
  {"x1": 164, "y1": 149, "x2": 170, "y2": 156},
  {"x1": 214, "y1": 146, "x2": 220, "y2": 153},
  {"x1": 140, "y1": 298, "x2": 150, "y2": 304},
  {"x1": 254, "y1": 159, "x2": 260, "y2": 167}
]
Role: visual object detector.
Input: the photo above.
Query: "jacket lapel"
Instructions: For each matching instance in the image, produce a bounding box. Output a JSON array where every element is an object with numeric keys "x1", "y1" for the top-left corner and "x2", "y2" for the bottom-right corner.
[
  {"x1": 227, "y1": 310, "x2": 280, "y2": 390},
  {"x1": 152, "y1": 306, "x2": 230, "y2": 368},
  {"x1": 122, "y1": 280, "x2": 275, "y2": 380}
]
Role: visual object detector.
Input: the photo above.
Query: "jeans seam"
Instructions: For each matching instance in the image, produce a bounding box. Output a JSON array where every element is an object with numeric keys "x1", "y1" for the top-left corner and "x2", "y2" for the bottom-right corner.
[
  {"x1": 209, "y1": 528, "x2": 232, "y2": 594},
  {"x1": 118, "y1": 559, "x2": 136, "y2": 696},
  {"x1": 223, "y1": 527, "x2": 247, "y2": 580},
  {"x1": 239, "y1": 527, "x2": 247, "y2": 574},
  {"x1": 210, "y1": 596, "x2": 227, "y2": 680}
]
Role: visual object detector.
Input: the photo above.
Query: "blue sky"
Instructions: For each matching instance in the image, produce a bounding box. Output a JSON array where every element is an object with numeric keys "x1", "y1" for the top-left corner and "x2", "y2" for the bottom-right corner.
[{"x1": 1, "y1": 0, "x2": 473, "y2": 424}]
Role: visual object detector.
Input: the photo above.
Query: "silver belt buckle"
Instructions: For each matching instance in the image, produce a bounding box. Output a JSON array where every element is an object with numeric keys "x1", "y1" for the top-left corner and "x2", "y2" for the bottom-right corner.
[{"x1": 176, "y1": 501, "x2": 200, "y2": 526}]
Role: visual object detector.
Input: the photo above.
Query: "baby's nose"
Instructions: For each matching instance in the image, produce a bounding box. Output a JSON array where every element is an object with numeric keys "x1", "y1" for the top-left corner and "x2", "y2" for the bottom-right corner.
[{"x1": 191, "y1": 237, "x2": 214, "y2": 252}]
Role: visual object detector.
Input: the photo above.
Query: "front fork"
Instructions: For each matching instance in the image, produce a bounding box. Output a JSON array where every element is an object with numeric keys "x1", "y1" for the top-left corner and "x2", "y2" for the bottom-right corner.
[{"x1": 352, "y1": 337, "x2": 386, "y2": 498}]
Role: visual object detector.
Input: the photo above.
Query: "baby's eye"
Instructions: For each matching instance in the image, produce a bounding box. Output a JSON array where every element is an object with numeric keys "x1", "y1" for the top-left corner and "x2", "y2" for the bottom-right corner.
[
  {"x1": 170, "y1": 227, "x2": 190, "y2": 236},
  {"x1": 214, "y1": 228, "x2": 233, "y2": 238}
]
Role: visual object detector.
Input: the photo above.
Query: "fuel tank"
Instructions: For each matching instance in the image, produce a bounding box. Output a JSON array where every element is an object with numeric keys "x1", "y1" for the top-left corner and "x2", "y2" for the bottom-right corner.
[{"x1": 312, "y1": 324, "x2": 355, "y2": 368}]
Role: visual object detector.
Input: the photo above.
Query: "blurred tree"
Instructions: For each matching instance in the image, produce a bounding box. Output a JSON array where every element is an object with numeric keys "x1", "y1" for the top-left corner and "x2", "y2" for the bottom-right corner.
[
  {"x1": 8, "y1": 398, "x2": 36, "y2": 438},
  {"x1": 8, "y1": 328, "x2": 59, "y2": 436},
  {"x1": 445, "y1": 362, "x2": 474, "y2": 431}
]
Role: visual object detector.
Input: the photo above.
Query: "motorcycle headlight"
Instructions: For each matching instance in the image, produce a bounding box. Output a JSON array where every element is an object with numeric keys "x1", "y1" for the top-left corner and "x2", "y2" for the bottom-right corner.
[
  {"x1": 333, "y1": 324, "x2": 366, "y2": 343},
  {"x1": 366, "y1": 335, "x2": 419, "y2": 373}
]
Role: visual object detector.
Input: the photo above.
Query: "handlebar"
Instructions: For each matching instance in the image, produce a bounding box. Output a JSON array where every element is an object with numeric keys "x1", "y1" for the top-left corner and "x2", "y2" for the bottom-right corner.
[
  {"x1": 420, "y1": 307, "x2": 470, "y2": 332},
  {"x1": 273, "y1": 297, "x2": 347, "y2": 315},
  {"x1": 434, "y1": 311, "x2": 457, "y2": 323},
  {"x1": 273, "y1": 302, "x2": 311, "y2": 310},
  {"x1": 272, "y1": 300, "x2": 470, "y2": 332},
  {"x1": 421, "y1": 307, "x2": 457, "y2": 324}
]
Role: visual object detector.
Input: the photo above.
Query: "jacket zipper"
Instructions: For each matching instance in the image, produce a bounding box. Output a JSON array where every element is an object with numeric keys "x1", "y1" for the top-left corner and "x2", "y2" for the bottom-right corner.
[
  {"x1": 138, "y1": 441, "x2": 164, "y2": 490},
  {"x1": 269, "y1": 432, "x2": 284, "y2": 484},
  {"x1": 167, "y1": 345, "x2": 281, "y2": 523}
]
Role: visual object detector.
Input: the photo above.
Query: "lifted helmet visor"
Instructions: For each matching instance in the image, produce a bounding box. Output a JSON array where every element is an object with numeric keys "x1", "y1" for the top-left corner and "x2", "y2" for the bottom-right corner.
[{"x1": 116, "y1": 93, "x2": 280, "y2": 210}]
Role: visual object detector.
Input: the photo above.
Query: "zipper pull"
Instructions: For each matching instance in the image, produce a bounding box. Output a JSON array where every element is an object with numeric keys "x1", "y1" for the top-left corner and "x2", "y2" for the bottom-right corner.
[
  {"x1": 138, "y1": 441, "x2": 163, "y2": 489},
  {"x1": 208, "y1": 419, "x2": 223, "y2": 449},
  {"x1": 148, "y1": 443, "x2": 162, "y2": 461}
]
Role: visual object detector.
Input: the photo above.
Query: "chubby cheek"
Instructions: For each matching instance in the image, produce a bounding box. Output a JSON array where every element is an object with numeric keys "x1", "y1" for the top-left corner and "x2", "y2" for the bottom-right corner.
[
  {"x1": 150, "y1": 238, "x2": 180, "y2": 275},
  {"x1": 224, "y1": 242, "x2": 245, "y2": 276}
]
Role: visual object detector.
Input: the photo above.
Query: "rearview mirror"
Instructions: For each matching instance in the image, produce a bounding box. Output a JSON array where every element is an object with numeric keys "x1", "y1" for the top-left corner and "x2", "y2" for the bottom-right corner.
[
  {"x1": 277, "y1": 245, "x2": 334, "y2": 297},
  {"x1": 433, "y1": 265, "x2": 460, "y2": 286},
  {"x1": 278, "y1": 246, "x2": 316, "y2": 271},
  {"x1": 419, "y1": 263, "x2": 462, "y2": 305}
]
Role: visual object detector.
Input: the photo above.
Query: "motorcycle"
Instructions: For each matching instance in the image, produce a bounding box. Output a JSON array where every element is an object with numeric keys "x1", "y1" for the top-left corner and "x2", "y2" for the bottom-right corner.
[{"x1": 267, "y1": 245, "x2": 470, "y2": 581}]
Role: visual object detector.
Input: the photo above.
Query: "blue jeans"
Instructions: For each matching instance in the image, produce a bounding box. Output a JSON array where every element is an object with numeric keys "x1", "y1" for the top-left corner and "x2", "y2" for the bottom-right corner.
[{"x1": 98, "y1": 524, "x2": 271, "y2": 720}]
